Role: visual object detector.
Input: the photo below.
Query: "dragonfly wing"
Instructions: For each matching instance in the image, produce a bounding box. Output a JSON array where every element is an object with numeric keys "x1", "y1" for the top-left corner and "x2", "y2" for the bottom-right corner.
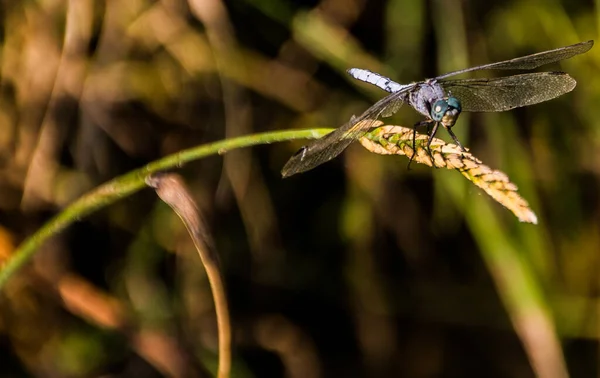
[
  {"x1": 281, "y1": 122, "x2": 371, "y2": 178},
  {"x1": 381, "y1": 99, "x2": 404, "y2": 117},
  {"x1": 281, "y1": 90, "x2": 409, "y2": 177},
  {"x1": 441, "y1": 72, "x2": 576, "y2": 112},
  {"x1": 436, "y1": 40, "x2": 593, "y2": 80}
]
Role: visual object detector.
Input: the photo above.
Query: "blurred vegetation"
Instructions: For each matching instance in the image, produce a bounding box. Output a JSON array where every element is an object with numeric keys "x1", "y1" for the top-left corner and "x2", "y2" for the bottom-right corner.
[{"x1": 0, "y1": 0, "x2": 598, "y2": 377}]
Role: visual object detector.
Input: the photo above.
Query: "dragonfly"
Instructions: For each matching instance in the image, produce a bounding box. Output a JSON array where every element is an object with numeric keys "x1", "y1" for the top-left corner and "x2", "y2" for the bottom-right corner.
[{"x1": 281, "y1": 40, "x2": 593, "y2": 177}]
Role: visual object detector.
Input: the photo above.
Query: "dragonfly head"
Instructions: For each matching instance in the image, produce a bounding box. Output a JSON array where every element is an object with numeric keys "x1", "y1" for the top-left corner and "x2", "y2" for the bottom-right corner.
[{"x1": 430, "y1": 97, "x2": 462, "y2": 128}]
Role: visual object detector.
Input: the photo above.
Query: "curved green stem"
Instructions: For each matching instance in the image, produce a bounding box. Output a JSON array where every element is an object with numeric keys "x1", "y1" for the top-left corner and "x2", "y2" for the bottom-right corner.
[{"x1": 0, "y1": 128, "x2": 333, "y2": 289}]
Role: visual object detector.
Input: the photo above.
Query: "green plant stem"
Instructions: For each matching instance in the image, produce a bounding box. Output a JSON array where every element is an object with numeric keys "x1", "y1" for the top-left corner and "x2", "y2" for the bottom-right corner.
[{"x1": 0, "y1": 128, "x2": 333, "y2": 289}]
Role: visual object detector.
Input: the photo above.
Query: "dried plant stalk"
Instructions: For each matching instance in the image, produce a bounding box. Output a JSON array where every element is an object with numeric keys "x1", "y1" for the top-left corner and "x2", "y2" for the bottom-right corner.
[
  {"x1": 146, "y1": 173, "x2": 232, "y2": 378},
  {"x1": 360, "y1": 124, "x2": 538, "y2": 224}
]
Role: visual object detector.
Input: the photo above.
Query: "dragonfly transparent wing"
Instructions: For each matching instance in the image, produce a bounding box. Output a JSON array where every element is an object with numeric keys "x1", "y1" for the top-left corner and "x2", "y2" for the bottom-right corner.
[
  {"x1": 436, "y1": 40, "x2": 593, "y2": 80},
  {"x1": 281, "y1": 88, "x2": 411, "y2": 177},
  {"x1": 441, "y1": 72, "x2": 576, "y2": 112},
  {"x1": 381, "y1": 99, "x2": 403, "y2": 117}
]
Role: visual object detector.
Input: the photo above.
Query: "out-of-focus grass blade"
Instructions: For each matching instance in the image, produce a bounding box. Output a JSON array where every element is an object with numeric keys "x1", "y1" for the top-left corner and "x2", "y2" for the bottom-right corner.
[
  {"x1": 291, "y1": 11, "x2": 386, "y2": 75},
  {"x1": 360, "y1": 124, "x2": 538, "y2": 224}
]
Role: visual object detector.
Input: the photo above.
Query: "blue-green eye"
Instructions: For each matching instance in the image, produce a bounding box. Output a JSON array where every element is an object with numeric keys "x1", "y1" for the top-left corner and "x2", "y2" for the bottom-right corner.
[
  {"x1": 431, "y1": 100, "x2": 449, "y2": 121},
  {"x1": 447, "y1": 96, "x2": 462, "y2": 112}
]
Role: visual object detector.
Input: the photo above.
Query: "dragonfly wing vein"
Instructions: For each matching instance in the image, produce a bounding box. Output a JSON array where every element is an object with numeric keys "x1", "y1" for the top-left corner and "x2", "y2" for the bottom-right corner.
[
  {"x1": 437, "y1": 40, "x2": 593, "y2": 80},
  {"x1": 281, "y1": 90, "x2": 410, "y2": 177},
  {"x1": 442, "y1": 72, "x2": 577, "y2": 112}
]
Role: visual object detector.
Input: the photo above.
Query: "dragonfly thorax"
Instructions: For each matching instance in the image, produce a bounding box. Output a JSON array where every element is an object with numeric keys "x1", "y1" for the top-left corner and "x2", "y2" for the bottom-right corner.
[{"x1": 430, "y1": 97, "x2": 462, "y2": 128}]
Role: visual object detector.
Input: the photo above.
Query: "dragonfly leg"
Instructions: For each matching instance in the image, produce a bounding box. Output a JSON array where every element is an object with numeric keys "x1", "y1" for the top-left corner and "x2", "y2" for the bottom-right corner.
[
  {"x1": 445, "y1": 127, "x2": 466, "y2": 152},
  {"x1": 426, "y1": 122, "x2": 440, "y2": 168},
  {"x1": 408, "y1": 120, "x2": 433, "y2": 170},
  {"x1": 426, "y1": 121, "x2": 434, "y2": 136}
]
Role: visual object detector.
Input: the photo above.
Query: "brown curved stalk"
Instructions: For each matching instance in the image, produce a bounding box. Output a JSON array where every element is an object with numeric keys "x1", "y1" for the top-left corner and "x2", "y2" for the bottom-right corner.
[{"x1": 146, "y1": 173, "x2": 231, "y2": 378}]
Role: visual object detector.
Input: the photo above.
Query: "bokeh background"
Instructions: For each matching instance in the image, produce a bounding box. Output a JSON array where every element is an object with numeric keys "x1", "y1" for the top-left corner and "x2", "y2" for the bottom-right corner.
[{"x1": 0, "y1": 0, "x2": 598, "y2": 377}]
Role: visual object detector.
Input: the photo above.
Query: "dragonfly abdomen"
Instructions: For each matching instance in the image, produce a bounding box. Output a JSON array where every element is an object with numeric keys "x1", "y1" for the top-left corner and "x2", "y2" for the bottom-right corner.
[{"x1": 347, "y1": 68, "x2": 409, "y2": 93}]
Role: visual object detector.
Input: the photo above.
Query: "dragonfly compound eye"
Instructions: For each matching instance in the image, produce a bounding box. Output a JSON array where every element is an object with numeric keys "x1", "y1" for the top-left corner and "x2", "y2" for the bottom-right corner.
[
  {"x1": 440, "y1": 96, "x2": 462, "y2": 128},
  {"x1": 446, "y1": 96, "x2": 462, "y2": 112},
  {"x1": 430, "y1": 99, "x2": 449, "y2": 122}
]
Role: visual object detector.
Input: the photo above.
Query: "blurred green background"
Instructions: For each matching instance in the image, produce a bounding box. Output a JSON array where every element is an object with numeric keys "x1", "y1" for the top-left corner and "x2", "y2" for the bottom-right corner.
[{"x1": 0, "y1": 0, "x2": 598, "y2": 377}]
